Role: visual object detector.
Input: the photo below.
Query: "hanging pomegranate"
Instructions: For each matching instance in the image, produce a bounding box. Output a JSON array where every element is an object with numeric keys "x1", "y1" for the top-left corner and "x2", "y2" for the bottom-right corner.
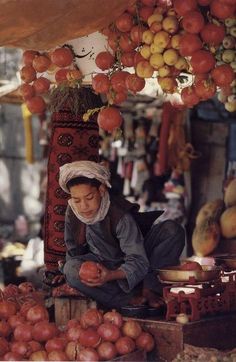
[
  {"x1": 97, "y1": 107, "x2": 123, "y2": 132},
  {"x1": 55, "y1": 68, "x2": 69, "y2": 83},
  {"x1": 125, "y1": 74, "x2": 146, "y2": 93},
  {"x1": 115, "y1": 12, "x2": 134, "y2": 32},
  {"x1": 19, "y1": 83, "x2": 35, "y2": 100},
  {"x1": 26, "y1": 96, "x2": 46, "y2": 114},
  {"x1": 22, "y1": 50, "x2": 39, "y2": 66},
  {"x1": 32, "y1": 55, "x2": 51, "y2": 73},
  {"x1": 110, "y1": 71, "x2": 129, "y2": 93},
  {"x1": 51, "y1": 47, "x2": 74, "y2": 67},
  {"x1": 20, "y1": 65, "x2": 37, "y2": 83},
  {"x1": 211, "y1": 64, "x2": 235, "y2": 87},
  {"x1": 33, "y1": 77, "x2": 51, "y2": 95},
  {"x1": 95, "y1": 51, "x2": 115, "y2": 71},
  {"x1": 92, "y1": 73, "x2": 110, "y2": 94}
]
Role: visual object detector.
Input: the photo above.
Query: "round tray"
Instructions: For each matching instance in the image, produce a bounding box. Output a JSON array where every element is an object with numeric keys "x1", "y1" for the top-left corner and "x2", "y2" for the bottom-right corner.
[{"x1": 157, "y1": 265, "x2": 221, "y2": 283}]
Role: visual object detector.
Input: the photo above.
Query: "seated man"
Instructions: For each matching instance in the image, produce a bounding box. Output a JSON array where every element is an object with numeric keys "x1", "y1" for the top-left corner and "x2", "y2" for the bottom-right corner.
[{"x1": 58, "y1": 160, "x2": 185, "y2": 309}]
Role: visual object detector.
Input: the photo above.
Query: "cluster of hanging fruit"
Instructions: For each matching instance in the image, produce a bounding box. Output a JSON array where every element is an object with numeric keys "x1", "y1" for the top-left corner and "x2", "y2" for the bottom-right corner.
[
  {"x1": 18, "y1": 0, "x2": 235, "y2": 134},
  {"x1": 92, "y1": 0, "x2": 235, "y2": 117},
  {"x1": 19, "y1": 46, "x2": 82, "y2": 114}
]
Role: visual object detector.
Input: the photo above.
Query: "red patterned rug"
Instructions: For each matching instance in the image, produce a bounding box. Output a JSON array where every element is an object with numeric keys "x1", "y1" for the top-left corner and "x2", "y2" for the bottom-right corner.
[{"x1": 44, "y1": 87, "x2": 102, "y2": 271}]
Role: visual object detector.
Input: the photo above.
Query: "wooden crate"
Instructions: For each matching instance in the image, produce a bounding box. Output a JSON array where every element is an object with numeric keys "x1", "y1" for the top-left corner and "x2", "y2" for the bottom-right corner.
[
  {"x1": 54, "y1": 296, "x2": 97, "y2": 326},
  {"x1": 132, "y1": 313, "x2": 236, "y2": 362}
]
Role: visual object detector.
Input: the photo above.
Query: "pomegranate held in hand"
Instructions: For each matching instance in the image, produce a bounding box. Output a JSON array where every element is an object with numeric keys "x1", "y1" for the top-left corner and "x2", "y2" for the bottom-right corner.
[{"x1": 79, "y1": 261, "x2": 100, "y2": 281}]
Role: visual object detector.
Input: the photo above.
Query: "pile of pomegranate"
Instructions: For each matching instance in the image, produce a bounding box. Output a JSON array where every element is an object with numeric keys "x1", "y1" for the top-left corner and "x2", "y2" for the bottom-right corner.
[{"x1": 0, "y1": 282, "x2": 155, "y2": 361}]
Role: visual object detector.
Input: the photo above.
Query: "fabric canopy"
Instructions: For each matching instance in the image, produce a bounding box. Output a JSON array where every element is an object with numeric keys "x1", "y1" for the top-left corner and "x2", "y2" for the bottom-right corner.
[{"x1": 0, "y1": 0, "x2": 134, "y2": 50}]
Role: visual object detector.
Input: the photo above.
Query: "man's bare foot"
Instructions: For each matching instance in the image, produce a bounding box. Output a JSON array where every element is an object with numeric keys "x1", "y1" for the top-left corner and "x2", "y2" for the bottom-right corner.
[
  {"x1": 128, "y1": 295, "x2": 147, "y2": 306},
  {"x1": 142, "y1": 288, "x2": 166, "y2": 308}
]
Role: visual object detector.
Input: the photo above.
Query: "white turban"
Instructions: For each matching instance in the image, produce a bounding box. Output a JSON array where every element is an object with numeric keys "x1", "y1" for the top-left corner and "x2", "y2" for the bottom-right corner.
[{"x1": 59, "y1": 160, "x2": 111, "y2": 194}]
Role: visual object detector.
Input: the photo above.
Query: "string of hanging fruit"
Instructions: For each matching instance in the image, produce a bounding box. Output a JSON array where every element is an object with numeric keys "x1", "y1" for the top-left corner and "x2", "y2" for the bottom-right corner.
[{"x1": 18, "y1": 0, "x2": 236, "y2": 133}]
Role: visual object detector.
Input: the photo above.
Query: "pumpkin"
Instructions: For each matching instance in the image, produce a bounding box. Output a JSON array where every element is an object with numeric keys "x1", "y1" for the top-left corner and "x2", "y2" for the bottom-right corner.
[
  {"x1": 195, "y1": 199, "x2": 225, "y2": 226},
  {"x1": 192, "y1": 219, "x2": 221, "y2": 256},
  {"x1": 224, "y1": 178, "x2": 236, "y2": 208},
  {"x1": 220, "y1": 206, "x2": 236, "y2": 239}
]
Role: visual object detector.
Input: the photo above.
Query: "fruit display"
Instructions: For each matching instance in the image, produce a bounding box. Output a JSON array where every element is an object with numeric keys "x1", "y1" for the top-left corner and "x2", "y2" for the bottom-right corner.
[
  {"x1": 0, "y1": 284, "x2": 155, "y2": 361},
  {"x1": 91, "y1": 0, "x2": 235, "y2": 129},
  {"x1": 19, "y1": 47, "x2": 83, "y2": 115},
  {"x1": 18, "y1": 0, "x2": 235, "y2": 133}
]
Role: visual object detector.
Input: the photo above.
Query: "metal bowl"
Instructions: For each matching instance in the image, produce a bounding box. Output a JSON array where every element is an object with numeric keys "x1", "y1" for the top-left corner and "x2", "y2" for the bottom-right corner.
[{"x1": 157, "y1": 265, "x2": 221, "y2": 283}]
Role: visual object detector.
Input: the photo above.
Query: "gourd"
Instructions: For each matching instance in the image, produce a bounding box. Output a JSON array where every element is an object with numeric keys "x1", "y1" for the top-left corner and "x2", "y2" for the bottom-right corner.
[
  {"x1": 192, "y1": 219, "x2": 221, "y2": 256},
  {"x1": 224, "y1": 178, "x2": 236, "y2": 208},
  {"x1": 220, "y1": 206, "x2": 236, "y2": 239},
  {"x1": 195, "y1": 199, "x2": 224, "y2": 226}
]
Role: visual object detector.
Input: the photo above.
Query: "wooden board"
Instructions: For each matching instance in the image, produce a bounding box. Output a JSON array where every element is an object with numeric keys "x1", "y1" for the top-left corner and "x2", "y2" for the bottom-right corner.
[
  {"x1": 54, "y1": 297, "x2": 96, "y2": 326},
  {"x1": 131, "y1": 313, "x2": 236, "y2": 362}
]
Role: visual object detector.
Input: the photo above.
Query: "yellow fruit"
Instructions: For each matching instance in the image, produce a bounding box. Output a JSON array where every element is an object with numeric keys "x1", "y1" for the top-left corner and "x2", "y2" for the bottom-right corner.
[
  {"x1": 220, "y1": 206, "x2": 236, "y2": 238},
  {"x1": 162, "y1": 16, "x2": 179, "y2": 34},
  {"x1": 149, "y1": 53, "x2": 165, "y2": 69},
  {"x1": 153, "y1": 31, "x2": 170, "y2": 49},
  {"x1": 163, "y1": 48, "x2": 179, "y2": 66},
  {"x1": 192, "y1": 220, "x2": 220, "y2": 257},
  {"x1": 171, "y1": 34, "x2": 182, "y2": 49},
  {"x1": 142, "y1": 30, "x2": 154, "y2": 45},
  {"x1": 167, "y1": 8, "x2": 177, "y2": 16},
  {"x1": 158, "y1": 76, "x2": 177, "y2": 93},
  {"x1": 175, "y1": 57, "x2": 188, "y2": 70},
  {"x1": 136, "y1": 60, "x2": 154, "y2": 78},
  {"x1": 222, "y1": 50, "x2": 235, "y2": 63},
  {"x1": 224, "y1": 178, "x2": 236, "y2": 207},
  {"x1": 195, "y1": 199, "x2": 225, "y2": 226},
  {"x1": 147, "y1": 13, "x2": 163, "y2": 27},
  {"x1": 150, "y1": 42, "x2": 164, "y2": 54},
  {"x1": 224, "y1": 101, "x2": 236, "y2": 112},
  {"x1": 140, "y1": 45, "x2": 151, "y2": 59},
  {"x1": 158, "y1": 65, "x2": 171, "y2": 77}
]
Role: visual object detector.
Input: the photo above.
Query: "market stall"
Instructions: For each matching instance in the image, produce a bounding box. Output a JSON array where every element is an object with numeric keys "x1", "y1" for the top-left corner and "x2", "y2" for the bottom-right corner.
[{"x1": 0, "y1": 0, "x2": 236, "y2": 361}]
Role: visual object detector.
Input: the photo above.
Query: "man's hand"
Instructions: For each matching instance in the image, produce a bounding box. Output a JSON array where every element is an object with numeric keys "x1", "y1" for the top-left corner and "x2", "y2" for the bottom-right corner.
[
  {"x1": 80, "y1": 264, "x2": 110, "y2": 286},
  {"x1": 80, "y1": 263, "x2": 126, "y2": 287}
]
